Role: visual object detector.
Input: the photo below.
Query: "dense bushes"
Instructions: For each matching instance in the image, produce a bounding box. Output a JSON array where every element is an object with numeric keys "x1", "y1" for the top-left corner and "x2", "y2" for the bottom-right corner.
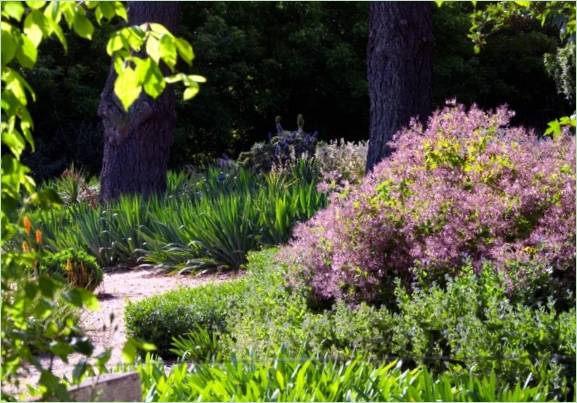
[
  {"x1": 123, "y1": 250, "x2": 573, "y2": 398},
  {"x1": 284, "y1": 103, "x2": 576, "y2": 304},
  {"x1": 125, "y1": 279, "x2": 246, "y2": 356},
  {"x1": 217, "y1": 250, "x2": 575, "y2": 400}
]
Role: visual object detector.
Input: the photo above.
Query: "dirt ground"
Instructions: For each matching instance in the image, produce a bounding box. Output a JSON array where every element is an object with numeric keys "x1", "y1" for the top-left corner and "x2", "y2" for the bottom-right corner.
[{"x1": 9, "y1": 268, "x2": 241, "y2": 399}]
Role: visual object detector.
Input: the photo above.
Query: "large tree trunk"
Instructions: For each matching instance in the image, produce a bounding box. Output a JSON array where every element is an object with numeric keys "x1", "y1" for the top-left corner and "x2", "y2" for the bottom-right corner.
[
  {"x1": 365, "y1": 2, "x2": 433, "y2": 172},
  {"x1": 98, "y1": 2, "x2": 180, "y2": 202}
]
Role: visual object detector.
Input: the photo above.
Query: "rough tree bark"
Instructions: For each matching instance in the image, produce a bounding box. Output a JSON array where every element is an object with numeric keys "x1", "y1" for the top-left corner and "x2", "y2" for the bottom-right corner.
[
  {"x1": 98, "y1": 2, "x2": 180, "y2": 202},
  {"x1": 365, "y1": 2, "x2": 433, "y2": 172}
]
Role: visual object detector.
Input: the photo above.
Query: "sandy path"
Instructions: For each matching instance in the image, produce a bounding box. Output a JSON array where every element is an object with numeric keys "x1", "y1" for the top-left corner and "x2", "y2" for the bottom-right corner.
[
  {"x1": 84, "y1": 267, "x2": 240, "y2": 365},
  {"x1": 9, "y1": 268, "x2": 241, "y2": 399}
]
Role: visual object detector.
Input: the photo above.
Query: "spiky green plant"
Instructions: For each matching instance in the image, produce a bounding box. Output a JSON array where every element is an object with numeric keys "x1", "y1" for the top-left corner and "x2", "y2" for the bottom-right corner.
[
  {"x1": 38, "y1": 163, "x2": 326, "y2": 271},
  {"x1": 137, "y1": 351, "x2": 552, "y2": 402}
]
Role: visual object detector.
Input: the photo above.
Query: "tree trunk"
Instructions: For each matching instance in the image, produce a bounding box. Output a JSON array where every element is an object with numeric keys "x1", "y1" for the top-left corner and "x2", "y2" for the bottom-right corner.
[
  {"x1": 365, "y1": 2, "x2": 433, "y2": 172},
  {"x1": 98, "y1": 2, "x2": 180, "y2": 202}
]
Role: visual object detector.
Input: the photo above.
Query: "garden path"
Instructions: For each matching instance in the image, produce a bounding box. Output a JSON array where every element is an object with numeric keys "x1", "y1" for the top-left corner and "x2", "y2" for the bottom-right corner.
[{"x1": 13, "y1": 268, "x2": 240, "y2": 398}]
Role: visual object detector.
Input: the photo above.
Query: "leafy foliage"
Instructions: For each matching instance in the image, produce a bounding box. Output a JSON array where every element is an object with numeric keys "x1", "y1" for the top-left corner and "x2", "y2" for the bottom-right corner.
[
  {"x1": 39, "y1": 164, "x2": 99, "y2": 206},
  {"x1": 0, "y1": 1, "x2": 199, "y2": 399},
  {"x1": 466, "y1": 1, "x2": 576, "y2": 131},
  {"x1": 41, "y1": 248, "x2": 103, "y2": 290},
  {"x1": 315, "y1": 139, "x2": 367, "y2": 194},
  {"x1": 125, "y1": 279, "x2": 246, "y2": 357},
  {"x1": 223, "y1": 249, "x2": 312, "y2": 359},
  {"x1": 237, "y1": 115, "x2": 318, "y2": 173},
  {"x1": 25, "y1": 2, "x2": 573, "y2": 179},
  {"x1": 223, "y1": 250, "x2": 575, "y2": 401},
  {"x1": 284, "y1": 103, "x2": 575, "y2": 304},
  {"x1": 37, "y1": 165, "x2": 326, "y2": 270},
  {"x1": 137, "y1": 351, "x2": 553, "y2": 402}
]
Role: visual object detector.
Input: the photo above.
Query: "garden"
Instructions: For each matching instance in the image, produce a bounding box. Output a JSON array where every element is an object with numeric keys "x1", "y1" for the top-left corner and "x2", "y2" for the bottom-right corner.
[{"x1": 1, "y1": 1, "x2": 575, "y2": 402}]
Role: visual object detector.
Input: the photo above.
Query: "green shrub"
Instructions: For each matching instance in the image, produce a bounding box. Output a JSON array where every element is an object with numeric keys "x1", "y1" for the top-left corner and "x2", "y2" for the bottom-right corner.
[
  {"x1": 223, "y1": 249, "x2": 313, "y2": 359},
  {"x1": 125, "y1": 279, "x2": 246, "y2": 357},
  {"x1": 388, "y1": 266, "x2": 575, "y2": 400},
  {"x1": 41, "y1": 248, "x2": 103, "y2": 290},
  {"x1": 225, "y1": 251, "x2": 575, "y2": 400},
  {"x1": 137, "y1": 351, "x2": 552, "y2": 402},
  {"x1": 304, "y1": 266, "x2": 575, "y2": 401}
]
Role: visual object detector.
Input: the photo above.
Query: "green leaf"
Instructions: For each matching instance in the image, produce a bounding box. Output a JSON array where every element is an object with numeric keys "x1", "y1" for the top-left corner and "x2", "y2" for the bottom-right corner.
[
  {"x1": 139, "y1": 341, "x2": 157, "y2": 352},
  {"x1": 513, "y1": 0, "x2": 531, "y2": 6},
  {"x1": 16, "y1": 34, "x2": 38, "y2": 68},
  {"x1": 23, "y1": 9, "x2": 47, "y2": 46},
  {"x1": 38, "y1": 275, "x2": 57, "y2": 298},
  {"x1": 114, "y1": 2, "x2": 127, "y2": 21},
  {"x1": 2, "y1": 2, "x2": 25, "y2": 21},
  {"x1": 72, "y1": 13, "x2": 94, "y2": 40},
  {"x1": 544, "y1": 120, "x2": 561, "y2": 137},
  {"x1": 106, "y1": 34, "x2": 124, "y2": 55},
  {"x1": 114, "y1": 67, "x2": 141, "y2": 111},
  {"x1": 159, "y1": 34, "x2": 177, "y2": 70},
  {"x1": 147, "y1": 22, "x2": 171, "y2": 36},
  {"x1": 137, "y1": 58, "x2": 166, "y2": 98},
  {"x1": 45, "y1": 13, "x2": 67, "y2": 52},
  {"x1": 39, "y1": 371, "x2": 70, "y2": 401},
  {"x1": 121, "y1": 339, "x2": 138, "y2": 363},
  {"x1": 183, "y1": 85, "x2": 199, "y2": 101},
  {"x1": 70, "y1": 336, "x2": 94, "y2": 356},
  {"x1": 2, "y1": 130, "x2": 26, "y2": 159},
  {"x1": 3, "y1": 68, "x2": 34, "y2": 105},
  {"x1": 72, "y1": 360, "x2": 88, "y2": 382},
  {"x1": 98, "y1": 2, "x2": 116, "y2": 20},
  {"x1": 1, "y1": 25, "x2": 17, "y2": 66},
  {"x1": 95, "y1": 350, "x2": 112, "y2": 373},
  {"x1": 62, "y1": 288, "x2": 99, "y2": 310},
  {"x1": 124, "y1": 27, "x2": 145, "y2": 51},
  {"x1": 189, "y1": 75, "x2": 206, "y2": 83},
  {"x1": 50, "y1": 341, "x2": 75, "y2": 359},
  {"x1": 145, "y1": 36, "x2": 161, "y2": 63},
  {"x1": 164, "y1": 73, "x2": 184, "y2": 84},
  {"x1": 25, "y1": 0, "x2": 45, "y2": 10},
  {"x1": 175, "y1": 37, "x2": 194, "y2": 65}
]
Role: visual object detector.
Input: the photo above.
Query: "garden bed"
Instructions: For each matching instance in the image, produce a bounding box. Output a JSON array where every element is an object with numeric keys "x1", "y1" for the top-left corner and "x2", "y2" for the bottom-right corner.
[{"x1": 10, "y1": 268, "x2": 241, "y2": 399}]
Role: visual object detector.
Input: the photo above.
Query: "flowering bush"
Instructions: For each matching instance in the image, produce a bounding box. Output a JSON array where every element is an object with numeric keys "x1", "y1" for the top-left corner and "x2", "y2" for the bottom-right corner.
[
  {"x1": 284, "y1": 104, "x2": 575, "y2": 304},
  {"x1": 315, "y1": 139, "x2": 368, "y2": 194},
  {"x1": 238, "y1": 115, "x2": 317, "y2": 173}
]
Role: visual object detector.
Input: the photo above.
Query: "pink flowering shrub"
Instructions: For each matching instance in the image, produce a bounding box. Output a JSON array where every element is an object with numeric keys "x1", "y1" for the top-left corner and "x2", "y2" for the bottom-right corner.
[{"x1": 283, "y1": 104, "x2": 575, "y2": 304}]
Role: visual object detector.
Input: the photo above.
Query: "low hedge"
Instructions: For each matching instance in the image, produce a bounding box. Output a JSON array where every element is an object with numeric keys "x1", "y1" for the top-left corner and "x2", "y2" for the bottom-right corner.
[{"x1": 125, "y1": 278, "x2": 246, "y2": 356}]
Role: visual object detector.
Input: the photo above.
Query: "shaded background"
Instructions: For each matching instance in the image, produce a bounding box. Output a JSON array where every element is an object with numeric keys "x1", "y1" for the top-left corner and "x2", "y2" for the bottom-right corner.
[{"x1": 24, "y1": 2, "x2": 574, "y2": 181}]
